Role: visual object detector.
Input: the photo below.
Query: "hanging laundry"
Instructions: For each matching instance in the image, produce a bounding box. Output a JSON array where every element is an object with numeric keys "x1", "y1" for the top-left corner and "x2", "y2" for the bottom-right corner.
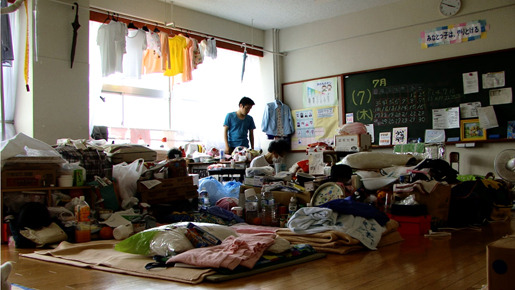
[
  {"x1": 206, "y1": 38, "x2": 217, "y2": 59},
  {"x1": 199, "y1": 39, "x2": 208, "y2": 60},
  {"x1": 180, "y1": 36, "x2": 193, "y2": 82},
  {"x1": 190, "y1": 37, "x2": 203, "y2": 69},
  {"x1": 123, "y1": 28, "x2": 147, "y2": 79},
  {"x1": 241, "y1": 48, "x2": 247, "y2": 82},
  {"x1": 164, "y1": 34, "x2": 187, "y2": 77},
  {"x1": 142, "y1": 30, "x2": 162, "y2": 74},
  {"x1": 159, "y1": 31, "x2": 171, "y2": 71},
  {"x1": 261, "y1": 100, "x2": 295, "y2": 137},
  {"x1": 97, "y1": 21, "x2": 128, "y2": 77}
]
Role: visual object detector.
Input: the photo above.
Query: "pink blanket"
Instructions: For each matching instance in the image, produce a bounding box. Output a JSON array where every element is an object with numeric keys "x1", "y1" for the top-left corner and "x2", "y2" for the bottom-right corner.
[{"x1": 167, "y1": 233, "x2": 275, "y2": 270}]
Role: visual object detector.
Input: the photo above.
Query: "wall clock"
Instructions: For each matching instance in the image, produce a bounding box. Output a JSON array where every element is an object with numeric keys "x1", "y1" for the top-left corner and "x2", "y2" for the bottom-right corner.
[{"x1": 439, "y1": 0, "x2": 461, "y2": 17}]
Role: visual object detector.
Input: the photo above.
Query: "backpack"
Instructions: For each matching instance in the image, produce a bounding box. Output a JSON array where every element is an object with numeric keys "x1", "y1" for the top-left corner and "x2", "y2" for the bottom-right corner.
[{"x1": 9, "y1": 202, "x2": 52, "y2": 248}]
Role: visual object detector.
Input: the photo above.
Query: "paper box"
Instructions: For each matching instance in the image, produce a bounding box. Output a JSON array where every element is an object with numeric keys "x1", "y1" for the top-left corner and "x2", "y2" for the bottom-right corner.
[
  {"x1": 414, "y1": 182, "x2": 451, "y2": 228},
  {"x1": 137, "y1": 177, "x2": 197, "y2": 204},
  {"x1": 334, "y1": 134, "x2": 372, "y2": 152},
  {"x1": 1, "y1": 162, "x2": 59, "y2": 188},
  {"x1": 487, "y1": 236, "x2": 515, "y2": 290}
]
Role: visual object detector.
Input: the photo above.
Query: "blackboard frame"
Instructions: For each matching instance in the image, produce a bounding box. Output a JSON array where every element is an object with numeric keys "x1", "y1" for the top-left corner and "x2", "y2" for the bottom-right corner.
[{"x1": 342, "y1": 48, "x2": 515, "y2": 147}]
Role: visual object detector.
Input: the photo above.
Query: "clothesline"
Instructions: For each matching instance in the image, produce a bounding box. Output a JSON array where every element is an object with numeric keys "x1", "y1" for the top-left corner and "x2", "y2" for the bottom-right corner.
[{"x1": 48, "y1": 0, "x2": 285, "y2": 57}]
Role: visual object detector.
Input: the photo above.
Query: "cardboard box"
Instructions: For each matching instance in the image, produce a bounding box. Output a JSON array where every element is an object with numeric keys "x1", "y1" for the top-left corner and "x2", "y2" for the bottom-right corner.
[
  {"x1": 1, "y1": 163, "x2": 59, "y2": 188},
  {"x1": 1, "y1": 169, "x2": 57, "y2": 188},
  {"x1": 334, "y1": 134, "x2": 372, "y2": 152},
  {"x1": 137, "y1": 177, "x2": 197, "y2": 204},
  {"x1": 414, "y1": 182, "x2": 451, "y2": 228},
  {"x1": 387, "y1": 213, "x2": 431, "y2": 236},
  {"x1": 240, "y1": 185, "x2": 311, "y2": 206},
  {"x1": 487, "y1": 236, "x2": 515, "y2": 290}
]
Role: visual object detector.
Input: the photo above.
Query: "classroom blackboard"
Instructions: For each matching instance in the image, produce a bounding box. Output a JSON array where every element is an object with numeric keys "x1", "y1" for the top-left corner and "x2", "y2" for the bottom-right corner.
[{"x1": 343, "y1": 48, "x2": 515, "y2": 145}]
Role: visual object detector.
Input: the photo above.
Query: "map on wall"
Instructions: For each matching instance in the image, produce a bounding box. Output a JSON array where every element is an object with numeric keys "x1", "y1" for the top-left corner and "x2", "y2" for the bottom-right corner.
[
  {"x1": 302, "y1": 77, "x2": 339, "y2": 108},
  {"x1": 291, "y1": 106, "x2": 339, "y2": 151}
]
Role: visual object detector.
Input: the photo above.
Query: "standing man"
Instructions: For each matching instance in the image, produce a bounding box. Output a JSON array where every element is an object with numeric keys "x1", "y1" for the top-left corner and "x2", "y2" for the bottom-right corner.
[{"x1": 224, "y1": 97, "x2": 256, "y2": 154}]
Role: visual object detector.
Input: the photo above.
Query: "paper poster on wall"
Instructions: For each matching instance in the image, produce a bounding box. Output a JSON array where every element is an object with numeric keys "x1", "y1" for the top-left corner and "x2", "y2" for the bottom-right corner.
[
  {"x1": 345, "y1": 113, "x2": 354, "y2": 123},
  {"x1": 379, "y1": 132, "x2": 391, "y2": 146},
  {"x1": 308, "y1": 152, "x2": 324, "y2": 175},
  {"x1": 482, "y1": 71, "x2": 505, "y2": 89},
  {"x1": 489, "y1": 87, "x2": 512, "y2": 105},
  {"x1": 302, "y1": 77, "x2": 338, "y2": 108},
  {"x1": 459, "y1": 102, "x2": 481, "y2": 118},
  {"x1": 291, "y1": 106, "x2": 339, "y2": 150},
  {"x1": 420, "y1": 20, "x2": 489, "y2": 48},
  {"x1": 432, "y1": 107, "x2": 460, "y2": 129},
  {"x1": 463, "y1": 71, "x2": 479, "y2": 94},
  {"x1": 365, "y1": 124, "x2": 374, "y2": 143},
  {"x1": 392, "y1": 127, "x2": 408, "y2": 145},
  {"x1": 478, "y1": 106, "x2": 499, "y2": 129}
]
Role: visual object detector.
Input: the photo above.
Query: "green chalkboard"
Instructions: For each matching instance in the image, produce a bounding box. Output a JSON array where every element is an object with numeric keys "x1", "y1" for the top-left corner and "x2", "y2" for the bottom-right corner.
[{"x1": 343, "y1": 48, "x2": 515, "y2": 145}]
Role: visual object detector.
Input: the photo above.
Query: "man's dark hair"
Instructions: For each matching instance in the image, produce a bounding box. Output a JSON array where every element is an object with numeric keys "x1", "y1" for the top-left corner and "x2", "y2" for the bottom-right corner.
[
  {"x1": 167, "y1": 147, "x2": 183, "y2": 159},
  {"x1": 268, "y1": 139, "x2": 290, "y2": 156},
  {"x1": 239, "y1": 97, "x2": 255, "y2": 106}
]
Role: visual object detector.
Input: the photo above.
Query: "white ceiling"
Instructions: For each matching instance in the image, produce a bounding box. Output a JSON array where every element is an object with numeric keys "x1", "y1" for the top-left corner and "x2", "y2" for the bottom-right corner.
[{"x1": 168, "y1": 0, "x2": 405, "y2": 30}]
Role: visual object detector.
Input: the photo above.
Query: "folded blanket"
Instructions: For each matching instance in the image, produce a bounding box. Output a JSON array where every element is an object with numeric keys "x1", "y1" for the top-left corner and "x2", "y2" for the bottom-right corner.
[
  {"x1": 277, "y1": 219, "x2": 401, "y2": 254},
  {"x1": 167, "y1": 233, "x2": 276, "y2": 270}
]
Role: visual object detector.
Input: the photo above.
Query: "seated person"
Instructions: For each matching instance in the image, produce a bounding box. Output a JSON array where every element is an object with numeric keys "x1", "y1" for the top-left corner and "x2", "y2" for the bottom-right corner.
[{"x1": 249, "y1": 139, "x2": 290, "y2": 168}]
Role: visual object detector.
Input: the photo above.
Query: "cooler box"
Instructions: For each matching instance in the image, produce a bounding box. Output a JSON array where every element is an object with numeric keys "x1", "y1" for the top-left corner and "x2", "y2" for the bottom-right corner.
[{"x1": 387, "y1": 213, "x2": 431, "y2": 236}]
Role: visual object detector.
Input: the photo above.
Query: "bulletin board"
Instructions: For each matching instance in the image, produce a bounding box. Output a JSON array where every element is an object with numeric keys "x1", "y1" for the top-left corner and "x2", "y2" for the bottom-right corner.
[
  {"x1": 282, "y1": 75, "x2": 344, "y2": 151},
  {"x1": 342, "y1": 48, "x2": 515, "y2": 145}
]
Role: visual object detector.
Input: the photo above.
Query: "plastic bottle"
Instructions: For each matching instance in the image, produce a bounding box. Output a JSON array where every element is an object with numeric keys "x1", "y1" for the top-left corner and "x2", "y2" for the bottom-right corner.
[
  {"x1": 245, "y1": 191, "x2": 259, "y2": 224},
  {"x1": 75, "y1": 196, "x2": 91, "y2": 243},
  {"x1": 198, "y1": 187, "x2": 210, "y2": 210},
  {"x1": 288, "y1": 196, "x2": 298, "y2": 221},
  {"x1": 261, "y1": 189, "x2": 274, "y2": 226}
]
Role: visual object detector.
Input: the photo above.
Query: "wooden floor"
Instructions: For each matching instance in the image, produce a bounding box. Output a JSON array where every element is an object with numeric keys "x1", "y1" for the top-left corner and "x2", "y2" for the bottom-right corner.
[{"x1": 2, "y1": 217, "x2": 513, "y2": 290}]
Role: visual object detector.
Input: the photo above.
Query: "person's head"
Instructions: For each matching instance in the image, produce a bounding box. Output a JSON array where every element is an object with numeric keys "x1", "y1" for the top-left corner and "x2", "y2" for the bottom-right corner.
[
  {"x1": 268, "y1": 139, "x2": 290, "y2": 159},
  {"x1": 238, "y1": 97, "x2": 255, "y2": 115},
  {"x1": 167, "y1": 147, "x2": 183, "y2": 159}
]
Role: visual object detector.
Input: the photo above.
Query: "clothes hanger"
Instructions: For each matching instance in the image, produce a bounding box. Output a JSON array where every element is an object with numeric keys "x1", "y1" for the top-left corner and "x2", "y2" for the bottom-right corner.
[
  {"x1": 153, "y1": 23, "x2": 160, "y2": 33},
  {"x1": 128, "y1": 21, "x2": 138, "y2": 29},
  {"x1": 112, "y1": 13, "x2": 118, "y2": 22},
  {"x1": 142, "y1": 24, "x2": 149, "y2": 32},
  {"x1": 102, "y1": 12, "x2": 111, "y2": 24}
]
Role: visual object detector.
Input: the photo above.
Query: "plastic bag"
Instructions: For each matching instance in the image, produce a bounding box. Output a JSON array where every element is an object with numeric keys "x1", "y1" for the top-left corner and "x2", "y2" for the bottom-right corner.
[
  {"x1": 113, "y1": 159, "x2": 145, "y2": 205},
  {"x1": 198, "y1": 176, "x2": 226, "y2": 205},
  {"x1": 115, "y1": 222, "x2": 237, "y2": 256},
  {"x1": 223, "y1": 181, "x2": 242, "y2": 198}
]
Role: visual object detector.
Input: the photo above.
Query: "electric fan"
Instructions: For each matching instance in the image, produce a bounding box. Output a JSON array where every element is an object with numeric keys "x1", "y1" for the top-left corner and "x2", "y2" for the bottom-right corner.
[{"x1": 494, "y1": 149, "x2": 515, "y2": 183}]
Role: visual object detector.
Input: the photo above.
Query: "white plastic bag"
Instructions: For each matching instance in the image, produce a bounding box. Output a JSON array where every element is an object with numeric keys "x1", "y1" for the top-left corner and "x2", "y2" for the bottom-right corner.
[{"x1": 113, "y1": 158, "x2": 145, "y2": 205}]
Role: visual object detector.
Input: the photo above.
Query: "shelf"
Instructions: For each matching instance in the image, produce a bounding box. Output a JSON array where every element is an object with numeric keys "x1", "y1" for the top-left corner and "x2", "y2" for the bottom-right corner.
[{"x1": 1, "y1": 186, "x2": 94, "y2": 207}]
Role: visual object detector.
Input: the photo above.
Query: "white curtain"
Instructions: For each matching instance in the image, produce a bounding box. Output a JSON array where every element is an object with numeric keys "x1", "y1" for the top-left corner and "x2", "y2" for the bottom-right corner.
[{"x1": 1, "y1": 1, "x2": 20, "y2": 141}]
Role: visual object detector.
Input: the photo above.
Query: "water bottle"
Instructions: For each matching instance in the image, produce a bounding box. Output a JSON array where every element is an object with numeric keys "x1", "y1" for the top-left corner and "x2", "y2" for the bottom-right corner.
[
  {"x1": 245, "y1": 191, "x2": 259, "y2": 224},
  {"x1": 75, "y1": 196, "x2": 91, "y2": 243},
  {"x1": 261, "y1": 189, "x2": 274, "y2": 226},
  {"x1": 288, "y1": 196, "x2": 298, "y2": 221},
  {"x1": 198, "y1": 187, "x2": 209, "y2": 210}
]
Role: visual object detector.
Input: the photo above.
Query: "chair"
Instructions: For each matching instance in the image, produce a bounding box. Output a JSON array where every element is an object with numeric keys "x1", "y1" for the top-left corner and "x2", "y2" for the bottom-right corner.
[{"x1": 449, "y1": 152, "x2": 459, "y2": 173}]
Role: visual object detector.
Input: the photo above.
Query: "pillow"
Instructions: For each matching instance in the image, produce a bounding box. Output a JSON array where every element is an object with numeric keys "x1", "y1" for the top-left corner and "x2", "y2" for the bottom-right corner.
[
  {"x1": 19, "y1": 222, "x2": 67, "y2": 247},
  {"x1": 266, "y1": 236, "x2": 291, "y2": 254}
]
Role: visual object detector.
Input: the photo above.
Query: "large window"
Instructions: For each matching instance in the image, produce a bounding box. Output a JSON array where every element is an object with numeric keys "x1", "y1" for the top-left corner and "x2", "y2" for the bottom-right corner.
[{"x1": 89, "y1": 21, "x2": 264, "y2": 150}]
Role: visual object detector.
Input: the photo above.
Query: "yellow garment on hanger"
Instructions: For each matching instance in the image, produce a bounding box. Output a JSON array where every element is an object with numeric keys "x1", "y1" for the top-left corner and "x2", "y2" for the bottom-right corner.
[{"x1": 163, "y1": 35, "x2": 187, "y2": 77}]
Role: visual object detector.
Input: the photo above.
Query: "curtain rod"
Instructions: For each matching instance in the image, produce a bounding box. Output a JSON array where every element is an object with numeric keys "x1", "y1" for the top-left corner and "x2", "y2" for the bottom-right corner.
[{"x1": 48, "y1": 0, "x2": 286, "y2": 56}]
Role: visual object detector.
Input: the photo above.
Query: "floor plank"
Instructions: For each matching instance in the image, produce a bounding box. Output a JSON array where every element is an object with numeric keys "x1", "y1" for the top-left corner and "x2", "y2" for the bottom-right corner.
[{"x1": 2, "y1": 218, "x2": 513, "y2": 289}]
